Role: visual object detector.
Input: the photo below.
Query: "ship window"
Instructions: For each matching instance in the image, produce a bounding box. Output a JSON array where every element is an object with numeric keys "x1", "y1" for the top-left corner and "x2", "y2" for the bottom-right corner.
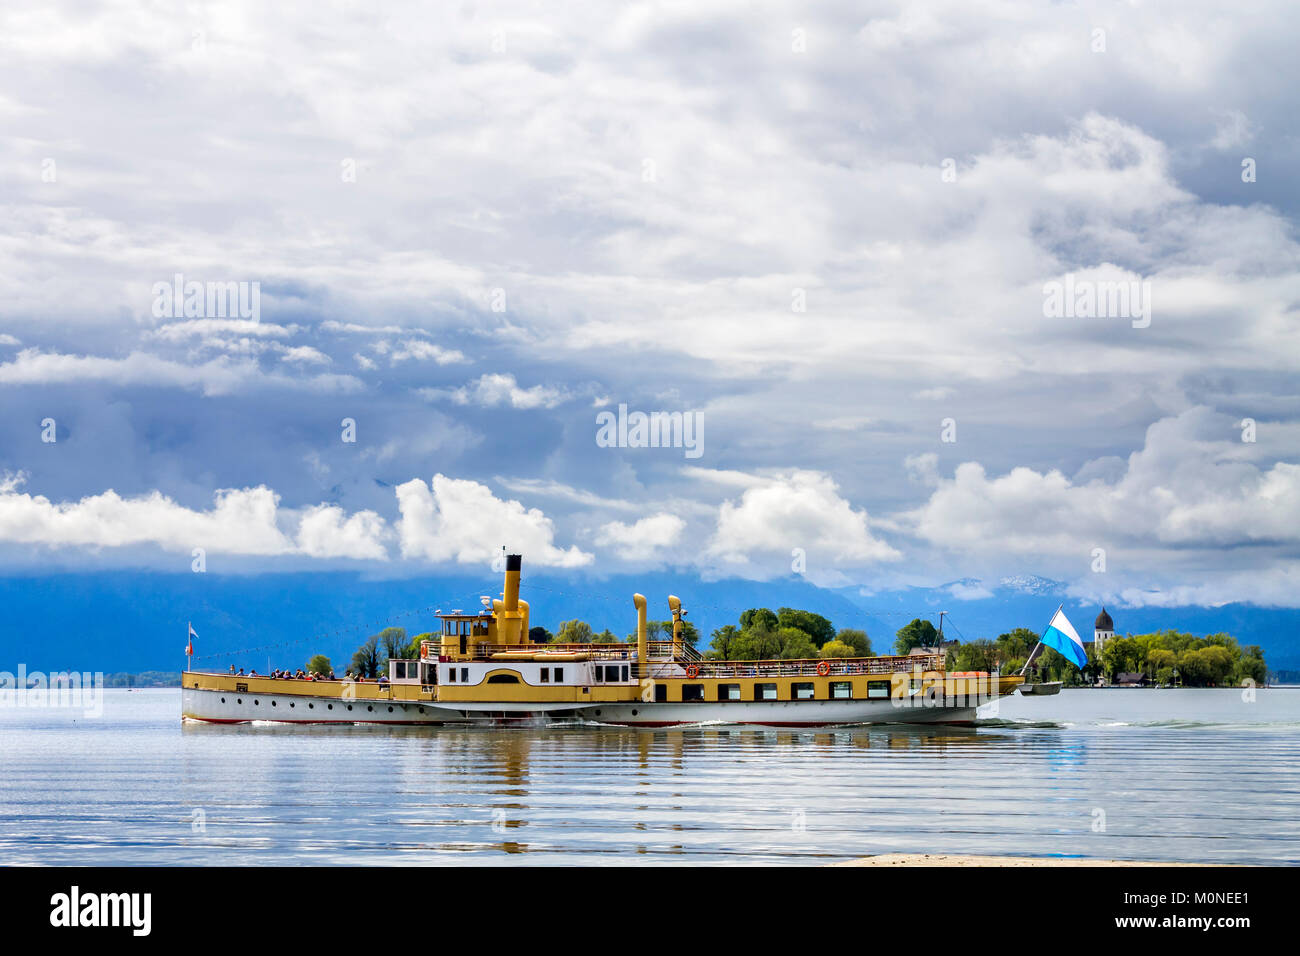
[
  {"x1": 654, "y1": 684, "x2": 668, "y2": 702},
  {"x1": 461, "y1": 668, "x2": 469, "y2": 683},
  {"x1": 682, "y1": 684, "x2": 704, "y2": 702},
  {"x1": 830, "y1": 681, "x2": 852, "y2": 700},
  {"x1": 621, "y1": 666, "x2": 629, "y2": 682},
  {"x1": 604, "y1": 665, "x2": 621, "y2": 681},
  {"x1": 755, "y1": 683, "x2": 778, "y2": 701},
  {"x1": 719, "y1": 683, "x2": 741, "y2": 701},
  {"x1": 487, "y1": 674, "x2": 520, "y2": 684},
  {"x1": 867, "y1": 680, "x2": 890, "y2": 699},
  {"x1": 592, "y1": 667, "x2": 602, "y2": 682},
  {"x1": 447, "y1": 668, "x2": 456, "y2": 682},
  {"x1": 540, "y1": 668, "x2": 550, "y2": 683},
  {"x1": 554, "y1": 668, "x2": 564, "y2": 682},
  {"x1": 792, "y1": 682, "x2": 815, "y2": 700}
]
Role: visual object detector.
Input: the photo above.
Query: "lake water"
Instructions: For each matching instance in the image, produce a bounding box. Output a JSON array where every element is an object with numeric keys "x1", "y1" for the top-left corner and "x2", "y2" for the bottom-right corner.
[{"x1": 1, "y1": 687, "x2": 1296, "y2": 865}]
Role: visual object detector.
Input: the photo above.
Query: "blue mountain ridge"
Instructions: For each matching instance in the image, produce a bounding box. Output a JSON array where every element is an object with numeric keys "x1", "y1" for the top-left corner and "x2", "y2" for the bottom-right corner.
[{"x1": 2, "y1": 570, "x2": 1296, "y2": 673}]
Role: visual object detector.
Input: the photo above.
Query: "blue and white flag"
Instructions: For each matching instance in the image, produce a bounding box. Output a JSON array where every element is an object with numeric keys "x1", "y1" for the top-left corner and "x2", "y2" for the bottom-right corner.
[{"x1": 1041, "y1": 608, "x2": 1087, "y2": 668}]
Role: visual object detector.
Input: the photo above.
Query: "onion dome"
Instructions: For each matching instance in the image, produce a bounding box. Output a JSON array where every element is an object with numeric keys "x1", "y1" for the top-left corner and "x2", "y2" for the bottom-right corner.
[{"x1": 1095, "y1": 607, "x2": 1113, "y2": 631}]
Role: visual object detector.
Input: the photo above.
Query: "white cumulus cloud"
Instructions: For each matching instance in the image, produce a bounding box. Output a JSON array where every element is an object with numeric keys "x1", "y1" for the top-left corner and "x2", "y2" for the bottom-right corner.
[
  {"x1": 395, "y1": 473, "x2": 592, "y2": 568},
  {"x1": 594, "y1": 513, "x2": 686, "y2": 559}
]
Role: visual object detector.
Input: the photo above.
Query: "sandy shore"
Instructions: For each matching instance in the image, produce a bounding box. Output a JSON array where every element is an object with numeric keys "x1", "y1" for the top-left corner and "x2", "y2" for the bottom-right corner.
[{"x1": 834, "y1": 853, "x2": 1204, "y2": 867}]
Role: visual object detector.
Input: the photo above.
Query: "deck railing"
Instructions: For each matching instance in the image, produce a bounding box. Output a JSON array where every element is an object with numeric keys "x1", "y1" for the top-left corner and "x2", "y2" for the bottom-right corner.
[
  {"x1": 459, "y1": 643, "x2": 940, "y2": 676},
  {"x1": 646, "y1": 654, "x2": 942, "y2": 679}
]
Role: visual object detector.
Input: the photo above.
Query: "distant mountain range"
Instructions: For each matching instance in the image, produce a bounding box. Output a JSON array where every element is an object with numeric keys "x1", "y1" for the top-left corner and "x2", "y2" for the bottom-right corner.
[{"x1": 3, "y1": 570, "x2": 1296, "y2": 673}]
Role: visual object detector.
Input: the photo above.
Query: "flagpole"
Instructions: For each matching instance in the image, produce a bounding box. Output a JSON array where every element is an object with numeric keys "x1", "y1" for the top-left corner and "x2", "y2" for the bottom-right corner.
[{"x1": 1018, "y1": 603, "x2": 1062, "y2": 677}]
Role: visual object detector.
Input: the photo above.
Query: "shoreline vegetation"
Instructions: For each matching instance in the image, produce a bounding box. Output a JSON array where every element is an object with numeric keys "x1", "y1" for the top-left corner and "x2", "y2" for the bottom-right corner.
[{"x1": 317, "y1": 607, "x2": 1271, "y2": 690}]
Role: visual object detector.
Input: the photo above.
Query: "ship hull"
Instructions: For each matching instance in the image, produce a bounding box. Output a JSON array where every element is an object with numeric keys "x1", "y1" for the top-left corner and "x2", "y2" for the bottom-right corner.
[
  {"x1": 181, "y1": 686, "x2": 471, "y2": 725},
  {"x1": 182, "y1": 685, "x2": 994, "y2": 728},
  {"x1": 572, "y1": 698, "x2": 982, "y2": 727}
]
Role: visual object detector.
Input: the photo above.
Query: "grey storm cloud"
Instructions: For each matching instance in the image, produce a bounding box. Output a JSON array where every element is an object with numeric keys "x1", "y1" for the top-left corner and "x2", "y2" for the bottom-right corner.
[{"x1": 0, "y1": 1, "x2": 1297, "y2": 605}]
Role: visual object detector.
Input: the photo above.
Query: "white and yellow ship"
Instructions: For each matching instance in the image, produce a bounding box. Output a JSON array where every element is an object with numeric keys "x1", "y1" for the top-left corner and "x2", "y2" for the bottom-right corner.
[{"x1": 182, "y1": 555, "x2": 1024, "y2": 727}]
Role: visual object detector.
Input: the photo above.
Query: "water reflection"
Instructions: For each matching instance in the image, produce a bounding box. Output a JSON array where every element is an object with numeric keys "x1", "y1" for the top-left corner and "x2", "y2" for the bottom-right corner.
[{"x1": 5, "y1": 691, "x2": 1297, "y2": 864}]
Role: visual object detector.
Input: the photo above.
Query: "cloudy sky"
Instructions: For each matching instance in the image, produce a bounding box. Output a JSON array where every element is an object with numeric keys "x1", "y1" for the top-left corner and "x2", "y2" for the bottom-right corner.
[{"x1": 2, "y1": 1, "x2": 1297, "y2": 610}]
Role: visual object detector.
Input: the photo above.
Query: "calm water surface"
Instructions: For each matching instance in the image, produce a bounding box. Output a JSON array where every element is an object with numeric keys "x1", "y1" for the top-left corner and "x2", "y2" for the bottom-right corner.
[{"x1": 1, "y1": 688, "x2": 1297, "y2": 865}]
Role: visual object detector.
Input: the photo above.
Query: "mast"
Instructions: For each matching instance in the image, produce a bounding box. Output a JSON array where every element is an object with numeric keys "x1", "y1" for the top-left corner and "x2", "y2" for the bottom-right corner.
[{"x1": 1018, "y1": 604, "x2": 1062, "y2": 677}]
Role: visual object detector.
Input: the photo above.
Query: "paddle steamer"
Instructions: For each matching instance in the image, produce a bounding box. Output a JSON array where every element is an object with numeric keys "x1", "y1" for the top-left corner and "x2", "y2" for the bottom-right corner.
[{"x1": 181, "y1": 555, "x2": 1024, "y2": 727}]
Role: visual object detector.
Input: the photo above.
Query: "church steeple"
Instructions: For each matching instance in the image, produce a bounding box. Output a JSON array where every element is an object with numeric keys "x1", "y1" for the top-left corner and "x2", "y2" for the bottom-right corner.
[{"x1": 1093, "y1": 606, "x2": 1115, "y2": 682}]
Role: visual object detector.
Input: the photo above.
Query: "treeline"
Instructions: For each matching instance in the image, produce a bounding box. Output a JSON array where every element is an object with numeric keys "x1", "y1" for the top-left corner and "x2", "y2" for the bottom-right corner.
[
  {"x1": 520, "y1": 607, "x2": 873, "y2": 660},
  {"x1": 318, "y1": 615, "x2": 1266, "y2": 688},
  {"x1": 527, "y1": 619, "x2": 702, "y2": 646},
  {"x1": 704, "y1": 607, "x2": 872, "y2": 660},
  {"x1": 943, "y1": 627, "x2": 1266, "y2": 687},
  {"x1": 303, "y1": 627, "x2": 435, "y2": 680},
  {"x1": 104, "y1": 671, "x2": 181, "y2": 687},
  {"x1": 1095, "y1": 630, "x2": 1264, "y2": 686}
]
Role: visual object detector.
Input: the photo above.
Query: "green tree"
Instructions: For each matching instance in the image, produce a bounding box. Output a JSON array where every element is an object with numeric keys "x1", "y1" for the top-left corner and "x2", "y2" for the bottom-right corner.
[
  {"x1": 592, "y1": 628, "x2": 618, "y2": 644},
  {"x1": 994, "y1": 628, "x2": 1038, "y2": 662},
  {"x1": 1236, "y1": 645, "x2": 1266, "y2": 685},
  {"x1": 1147, "y1": 647, "x2": 1176, "y2": 684},
  {"x1": 819, "y1": 639, "x2": 857, "y2": 658},
  {"x1": 553, "y1": 619, "x2": 594, "y2": 644},
  {"x1": 706, "y1": 624, "x2": 740, "y2": 660},
  {"x1": 730, "y1": 625, "x2": 782, "y2": 661},
  {"x1": 1102, "y1": 636, "x2": 1142, "y2": 678},
  {"x1": 528, "y1": 626, "x2": 552, "y2": 644},
  {"x1": 776, "y1": 608, "x2": 836, "y2": 647},
  {"x1": 776, "y1": 627, "x2": 818, "y2": 659},
  {"x1": 835, "y1": 628, "x2": 872, "y2": 656},
  {"x1": 666, "y1": 619, "x2": 700, "y2": 649},
  {"x1": 739, "y1": 608, "x2": 779, "y2": 631},
  {"x1": 306, "y1": 654, "x2": 333, "y2": 678},
  {"x1": 1182, "y1": 645, "x2": 1235, "y2": 686},
  {"x1": 632, "y1": 619, "x2": 700, "y2": 649},
  {"x1": 376, "y1": 627, "x2": 408, "y2": 665},
  {"x1": 405, "y1": 632, "x2": 435, "y2": 659},
  {"x1": 894, "y1": 618, "x2": 938, "y2": 656},
  {"x1": 949, "y1": 639, "x2": 998, "y2": 672},
  {"x1": 350, "y1": 636, "x2": 380, "y2": 678}
]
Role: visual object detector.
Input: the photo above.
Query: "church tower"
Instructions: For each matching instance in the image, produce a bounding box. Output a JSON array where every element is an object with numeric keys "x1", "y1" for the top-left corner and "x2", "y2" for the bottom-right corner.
[{"x1": 1093, "y1": 607, "x2": 1114, "y2": 657}]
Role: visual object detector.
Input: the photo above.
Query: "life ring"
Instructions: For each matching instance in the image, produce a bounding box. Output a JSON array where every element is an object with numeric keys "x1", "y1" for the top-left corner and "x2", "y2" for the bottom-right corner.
[
  {"x1": 420, "y1": 644, "x2": 428, "y2": 659},
  {"x1": 816, "y1": 660, "x2": 831, "y2": 676},
  {"x1": 685, "y1": 664, "x2": 700, "y2": 678}
]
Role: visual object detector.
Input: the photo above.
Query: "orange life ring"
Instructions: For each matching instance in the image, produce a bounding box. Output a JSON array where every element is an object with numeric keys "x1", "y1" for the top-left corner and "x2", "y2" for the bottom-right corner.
[
  {"x1": 420, "y1": 644, "x2": 428, "y2": 659},
  {"x1": 816, "y1": 660, "x2": 831, "y2": 676},
  {"x1": 685, "y1": 664, "x2": 700, "y2": 678}
]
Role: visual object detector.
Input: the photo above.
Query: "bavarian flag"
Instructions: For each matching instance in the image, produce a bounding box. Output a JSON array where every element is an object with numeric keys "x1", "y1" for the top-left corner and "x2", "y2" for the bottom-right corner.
[{"x1": 1041, "y1": 608, "x2": 1087, "y2": 668}]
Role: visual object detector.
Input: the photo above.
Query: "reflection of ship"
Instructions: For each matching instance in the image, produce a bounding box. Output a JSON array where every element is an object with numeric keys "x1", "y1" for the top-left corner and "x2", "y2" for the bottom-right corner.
[{"x1": 182, "y1": 555, "x2": 1026, "y2": 727}]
